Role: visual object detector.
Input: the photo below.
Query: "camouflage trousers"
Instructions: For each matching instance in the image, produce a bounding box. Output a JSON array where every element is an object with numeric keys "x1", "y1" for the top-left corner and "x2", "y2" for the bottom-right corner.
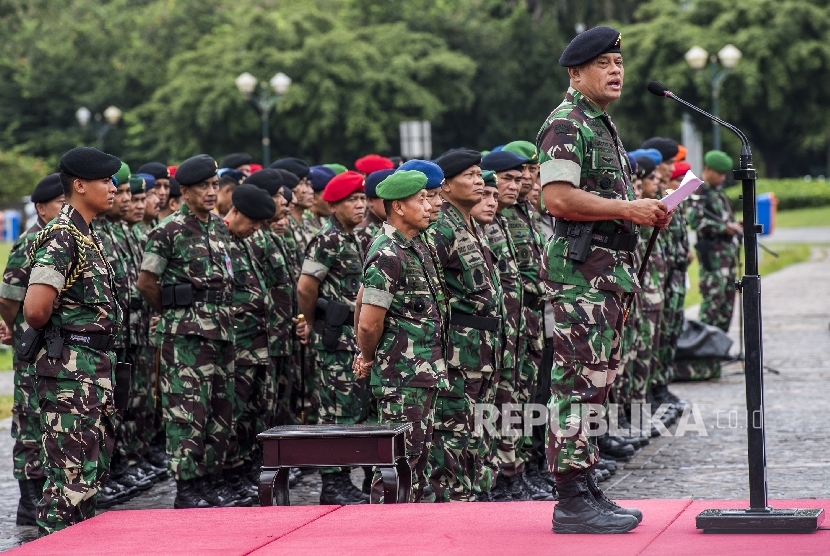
[
  {"x1": 628, "y1": 305, "x2": 662, "y2": 403},
  {"x1": 612, "y1": 302, "x2": 640, "y2": 406},
  {"x1": 493, "y1": 366, "x2": 520, "y2": 478},
  {"x1": 514, "y1": 337, "x2": 541, "y2": 469},
  {"x1": 159, "y1": 334, "x2": 234, "y2": 481},
  {"x1": 546, "y1": 285, "x2": 624, "y2": 475},
  {"x1": 370, "y1": 385, "x2": 436, "y2": 503},
  {"x1": 313, "y1": 347, "x2": 368, "y2": 474},
  {"x1": 228, "y1": 363, "x2": 277, "y2": 468},
  {"x1": 674, "y1": 358, "x2": 722, "y2": 381},
  {"x1": 655, "y1": 287, "x2": 686, "y2": 387},
  {"x1": 430, "y1": 367, "x2": 497, "y2": 501},
  {"x1": 116, "y1": 345, "x2": 157, "y2": 464},
  {"x1": 294, "y1": 346, "x2": 318, "y2": 424},
  {"x1": 272, "y1": 355, "x2": 295, "y2": 426},
  {"x1": 12, "y1": 369, "x2": 44, "y2": 480},
  {"x1": 36, "y1": 377, "x2": 115, "y2": 535},
  {"x1": 699, "y1": 263, "x2": 736, "y2": 332}
]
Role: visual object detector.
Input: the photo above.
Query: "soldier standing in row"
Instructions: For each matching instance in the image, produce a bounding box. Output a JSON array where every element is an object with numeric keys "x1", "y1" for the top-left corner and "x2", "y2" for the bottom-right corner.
[
  {"x1": 138, "y1": 154, "x2": 238, "y2": 509},
  {"x1": 397, "y1": 160, "x2": 445, "y2": 223},
  {"x1": 355, "y1": 170, "x2": 448, "y2": 502},
  {"x1": 136, "y1": 162, "x2": 171, "y2": 218},
  {"x1": 355, "y1": 169, "x2": 394, "y2": 253},
  {"x1": 23, "y1": 147, "x2": 122, "y2": 534},
  {"x1": 297, "y1": 171, "x2": 369, "y2": 505},
  {"x1": 537, "y1": 27, "x2": 669, "y2": 533},
  {"x1": 0, "y1": 174, "x2": 64, "y2": 525}
]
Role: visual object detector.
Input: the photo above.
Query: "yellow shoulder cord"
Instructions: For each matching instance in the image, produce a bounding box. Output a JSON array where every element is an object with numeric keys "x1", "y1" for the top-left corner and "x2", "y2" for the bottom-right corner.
[{"x1": 29, "y1": 223, "x2": 102, "y2": 294}]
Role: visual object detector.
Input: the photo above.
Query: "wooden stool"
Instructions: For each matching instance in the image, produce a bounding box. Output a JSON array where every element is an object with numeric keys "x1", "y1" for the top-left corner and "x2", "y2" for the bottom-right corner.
[{"x1": 257, "y1": 423, "x2": 412, "y2": 506}]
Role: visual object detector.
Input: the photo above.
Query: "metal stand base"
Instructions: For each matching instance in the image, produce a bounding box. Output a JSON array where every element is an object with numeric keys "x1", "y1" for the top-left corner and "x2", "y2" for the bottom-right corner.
[{"x1": 696, "y1": 508, "x2": 824, "y2": 533}]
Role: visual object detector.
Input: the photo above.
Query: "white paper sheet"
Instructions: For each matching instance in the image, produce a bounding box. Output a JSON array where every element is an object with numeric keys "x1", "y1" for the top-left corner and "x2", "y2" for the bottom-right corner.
[{"x1": 661, "y1": 170, "x2": 703, "y2": 210}]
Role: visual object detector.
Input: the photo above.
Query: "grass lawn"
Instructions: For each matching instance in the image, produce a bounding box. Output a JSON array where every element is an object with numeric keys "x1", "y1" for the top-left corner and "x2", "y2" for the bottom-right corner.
[
  {"x1": 685, "y1": 243, "x2": 813, "y2": 307},
  {"x1": 0, "y1": 393, "x2": 11, "y2": 420},
  {"x1": 774, "y1": 206, "x2": 830, "y2": 228}
]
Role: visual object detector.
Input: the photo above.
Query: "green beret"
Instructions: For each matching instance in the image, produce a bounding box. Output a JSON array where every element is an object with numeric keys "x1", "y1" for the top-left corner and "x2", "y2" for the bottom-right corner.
[
  {"x1": 323, "y1": 163, "x2": 347, "y2": 175},
  {"x1": 482, "y1": 170, "x2": 497, "y2": 188},
  {"x1": 376, "y1": 170, "x2": 427, "y2": 201},
  {"x1": 113, "y1": 161, "x2": 131, "y2": 186},
  {"x1": 503, "y1": 140, "x2": 538, "y2": 164},
  {"x1": 704, "y1": 150, "x2": 733, "y2": 173},
  {"x1": 129, "y1": 175, "x2": 146, "y2": 194}
]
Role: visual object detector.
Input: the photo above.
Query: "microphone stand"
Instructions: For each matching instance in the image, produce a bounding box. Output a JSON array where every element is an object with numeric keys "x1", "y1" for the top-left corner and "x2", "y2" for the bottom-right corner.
[{"x1": 649, "y1": 82, "x2": 823, "y2": 533}]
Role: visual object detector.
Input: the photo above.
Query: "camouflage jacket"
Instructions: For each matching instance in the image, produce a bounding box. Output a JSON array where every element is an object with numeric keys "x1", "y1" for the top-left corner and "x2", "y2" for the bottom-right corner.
[
  {"x1": 355, "y1": 209, "x2": 385, "y2": 256},
  {"x1": 229, "y1": 233, "x2": 271, "y2": 365},
  {"x1": 428, "y1": 203, "x2": 503, "y2": 374},
  {"x1": 362, "y1": 222, "x2": 448, "y2": 389},
  {"x1": 132, "y1": 221, "x2": 151, "y2": 245},
  {"x1": 271, "y1": 232, "x2": 299, "y2": 357},
  {"x1": 29, "y1": 204, "x2": 122, "y2": 388},
  {"x1": 141, "y1": 203, "x2": 234, "y2": 342},
  {"x1": 536, "y1": 86, "x2": 640, "y2": 293},
  {"x1": 688, "y1": 183, "x2": 737, "y2": 240},
  {"x1": 250, "y1": 228, "x2": 295, "y2": 358},
  {"x1": 637, "y1": 226, "x2": 667, "y2": 310},
  {"x1": 128, "y1": 221, "x2": 155, "y2": 346},
  {"x1": 663, "y1": 206, "x2": 689, "y2": 294},
  {"x1": 302, "y1": 215, "x2": 364, "y2": 351},
  {"x1": 281, "y1": 218, "x2": 304, "y2": 282},
  {"x1": 0, "y1": 221, "x2": 44, "y2": 371},
  {"x1": 301, "y1": 209, "x2": 326, "y2": 239},
  {"x1": 93, "y1": 216, "x2": 136, "y2": 349},
  {"x1": 484, "y1": 216, "x2": 522, "y2": 373}
]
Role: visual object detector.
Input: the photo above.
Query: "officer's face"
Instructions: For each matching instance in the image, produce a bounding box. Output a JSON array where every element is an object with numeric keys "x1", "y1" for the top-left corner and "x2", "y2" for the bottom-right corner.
[
  {"x1": 519, "y1": 164, "x2": 535, "y2": 197},
  {"x1": 107, "y1": 182, "x2": 132, "y2": 219},
  {"x1": 227, "y1": 207, "x2": 262, "y2": 238},
  {"x1": 641, "y1": 172, "x2": 660, "y2": 199},
  {"x1": 424, "y1": 189, "x2": 442, "y2": 222},
  {"x1": 496, "y1": 169, "x2": 521, "y2": 209},
  {"x1": 471, "y1": 188, "x2": 498, "y2": 224},
  {"x1": 78, "y1": 177, "x2": 116, "y2": 214},
  {"x1": 272, "y1": 193, "x2": 288, "y2": 220},
  {"x1": 155, "y1": 178, "x2": 170, "y2": 207},
  {"x1": 529, "y1": 181, "x2": 542, "y2": 212},
  {"x1": 570, "y1": 53, "x2": 624, "y2": 109},
  {"x1": 368, "y1": 197, "x2": 386, "y2": 220},
  {"x1": 394, "y1": 190, "x2": 432, "y2": 232},
  {"x1": 237, "y1": 164, "x2": 252, "y2": 177},
  {"x1": 271, "y1": 217, "x2": 288, "y2": 235},
  {"x1": 332, "y1": 193, "x2": 366, "y2": 228},
  {"x1": 36, "y1": 195, "x2": 65, "y2": 224},
  {"x1": 294, "y1": 181, "x2": 313, "y2": 209},
  {"x1": 313, "y1": 191, "x2": 332, "y2": 216},
  {"x1": 442, "y1": 165, "x2": 484, "y2": 209},
  {"x1": 181, "y1": 176, "x2": 220, "y2": 217},
  {"x1": 127, "y1": 193, "x2": 146, "y2": 224},
  {"x1": 144, "y1": 190, "x2": 161, "y2": 219}
]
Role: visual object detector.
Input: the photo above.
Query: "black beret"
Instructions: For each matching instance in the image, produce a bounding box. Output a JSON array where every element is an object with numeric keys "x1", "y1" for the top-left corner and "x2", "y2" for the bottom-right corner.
[
  {"x1": 218, "y1": 168, "x2": 246, "y2": 185},
  {"x1": 634, "y1": 157, "x2": 656, "y2": 180},
  {"x1": 364, "y1": 169, "x2": 395, "y2": 199},
  {"x1": 175, "y1": 154, "x2": 218, "y2": 186},
  {"x1": 280, "y1": 185, "x2": 293, "y2": 204},
  {"x1": 559, "y1": 26, "x2": 622, "y2": 67},
  {"x1": 435, "y1": 148, "x2": 482, "y2": 180},
  {"x1": 641, "y1": 137, "x2": 679, "y2": 163},
  {"x1": 59, "y1": 147, "x2": 121, "y2": 180},
  {"x1": 232, "y1": 183, "x2": 277, "y2": 221},
  {"x1": 136, "y1": 162, "x2": 170, "y2": 180},
  {"x1": 31, "y1": 173, "x2": 64, "y2": 203},
  {"x1": 219, "y1": 152, "x2": 252, "y2": 170},
  {"x1": 273, "y1": 168, "x2": 300, "y2": 189},
  {"x1": 243, "y1": 168, "x2": 284, "y2": 196},
  {"x1": 169, "y1": 178, "x2": 181, "y2": 198},
  {"x1": 480, "y1": 151, "x2": 528, "y2": 173},
  {"x1": 269, "y1": 157, "x2": 310, "y2": 179}
]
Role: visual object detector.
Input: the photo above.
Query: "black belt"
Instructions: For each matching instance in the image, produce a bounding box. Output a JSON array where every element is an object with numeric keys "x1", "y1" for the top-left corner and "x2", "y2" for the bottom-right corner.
[
  {"x1": 193, "y1": 290, "x2": 233, "y2": 304},
  {"x1": 128, "y1": 298, "x2": 144, "y2": 311},
  {"x1": 61, "y1": 330, "x2": 116, "y2": 351},
  {"x1": 450, "y1": 313, "x2": 501, "y2": 332},
  {"x1": 698, "y1": 233, "x2": 732, "y2": 242},
  {"x1": 524, "y1": 293, "x2": 546, "y2": 312},
  {"x1": 554, "y1": 220, "x2": 638, "y2": 252}
]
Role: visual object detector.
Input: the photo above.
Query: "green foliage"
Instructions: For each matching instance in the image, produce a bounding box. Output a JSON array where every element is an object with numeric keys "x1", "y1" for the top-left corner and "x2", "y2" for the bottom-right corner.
[
  {"x1": 725, "y1": 179, "x2": 830, "y2": 211},
  {"x1": 0, "y1": 150, "x2": 50, "y2": 203},
  {"x1": 775, "y1": 205, "x2": 830, "y2": 228}
]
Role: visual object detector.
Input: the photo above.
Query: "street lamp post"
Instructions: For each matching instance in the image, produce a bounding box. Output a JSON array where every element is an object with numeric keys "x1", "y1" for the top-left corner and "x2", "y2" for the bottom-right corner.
[
  {"x1": 76, "y1": 105, "x2": 123, "y2": 150},
  {"x1": 685, "y1": 44, "x2": 742, "y2": 151},
  {"x1": 235, "y1": 71, "x2": 292, "y2": 167}
]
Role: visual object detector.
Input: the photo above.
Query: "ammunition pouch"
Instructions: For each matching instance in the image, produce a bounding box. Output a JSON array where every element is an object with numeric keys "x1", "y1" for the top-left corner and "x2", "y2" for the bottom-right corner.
[
  {"x1": 113, "y1": 362, "x2": 132, "y2": 410},
  {"x1": 17, "y1": 325, "x2": 117, "y2": 363},
  {"x1": 316, "y1": 298, "x2": 353, "y2": 351},
  {"x1": 17, "y1": 327, "x2": 45, "y2": 364},
  {"x1": 162, "y1": 284, "x2": 232, "y2": 308},
  {"x1": 523, "y1": 293, "x2": 547, "y2": 312},
  {"x1": 554, "y1": 220, "x2": 638, "y2": 263},
  {"x1": 449, "y1": 312, "x2": 501, "y2": 332}
]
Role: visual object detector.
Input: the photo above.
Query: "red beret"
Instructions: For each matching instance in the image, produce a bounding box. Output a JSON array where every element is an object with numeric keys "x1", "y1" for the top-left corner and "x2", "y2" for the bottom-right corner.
[
  {"x1": 249, "y1": 163, "x2": 263, "y2": 173},
  {"x1": 354, "y1": 154, "x2": 394, "y2": 174},
  {"x1": 167, "y1": 165, "x2": 178, "y2": 178},
  {"x1": 670, "y1": 161, "x2": 691, "y2": 180},
  {"x1": 322, "y1": 170, "x2": 365, "y2": 203}
]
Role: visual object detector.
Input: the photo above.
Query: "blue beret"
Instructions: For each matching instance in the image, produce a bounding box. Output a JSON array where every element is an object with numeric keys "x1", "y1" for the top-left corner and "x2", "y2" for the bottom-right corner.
[
  {"x1": 176, "y1": 154, "x2": 218, "y2": 186},
  {"x1": 491, "y1": 145, "x2": 505, "y2": 152},
  {"x1": 31, "y1": 173, "x2": 63, "y2": 203},
  {"x1": 639, "y1": 148, "x2": 663, "y2": 166},
  {"x1": 217, "y1": 168, "x2": 246, "y2": 184},
  {"x1": 559, "y1": 26, "x2": 621, "y2": 67},
  {"x1": 397, "y1": 160, "x2": 444, "y2": 189},
  {"x1": 59, "y1": 147, "x2": 121, "y2": 180},
  {"x1": 308, "y1": 165, "x2": 336, "y2": 192},
  {"x1": 480, "y1": 151, "x2": 528, "y2": 173},
  {"x1": 137, "y1": 173, "x2": 156, "y2": 191},
  {"x1": 364, "y1": 169, "x2": 395, "y2": 199}
]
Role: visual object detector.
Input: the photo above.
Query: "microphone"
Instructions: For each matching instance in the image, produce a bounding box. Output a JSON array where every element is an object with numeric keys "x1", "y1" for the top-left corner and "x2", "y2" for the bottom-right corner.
[{"x1": 647, "y1": 81, "x2": 751, "y2": 159}]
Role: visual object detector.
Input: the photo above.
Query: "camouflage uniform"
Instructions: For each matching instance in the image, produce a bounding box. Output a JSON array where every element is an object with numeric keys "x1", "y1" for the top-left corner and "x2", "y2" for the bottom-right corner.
[
  {"x1": 427, "y1": 203, "x2": 503, "y2": 501},
  {"x1": 362, "y1": 223, "x2": 448, "y2": 502},
  {"x1": 654, "y1": 208, "x2": 689, "y2": 387},
  {"x1": 502, "y1": 200, "x2": 547, "y2": 469},
  {"x1": 302, "y1": 215, "x2": 368, "y2": 473},
  {"x1": 483, "y1": 216, "x2": 523, "y2": 480},
  {"x1": 301, "y1": 209, "x2": 326, "y2": 239},
  {"x1": 536, "y1": 86, "x2": 640, "y2": 475},
  {"x1": 688, "y1": 182, "x2": 739, "y2": 332},
  {"x1": 1, "y1": 221, "x2": 45, "y2": 481},
  {"x1": 355, "y1": 210, "x2": 385, "y2": 254},
  {"x1": 227, "y1": 232, "x2": 275, "y2": 468},
  {"x1": 141, "y1": 203, "x2": 235, "y2": 481},
  {"x1": 29, "y1": 205, "x2": 122, "y2": 533}
]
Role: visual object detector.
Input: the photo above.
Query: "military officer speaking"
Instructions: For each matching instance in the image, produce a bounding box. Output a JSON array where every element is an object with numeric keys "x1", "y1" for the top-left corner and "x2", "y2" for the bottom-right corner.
[{"x1": 536, "y1": 26, "x2": 671, "y2": 533}]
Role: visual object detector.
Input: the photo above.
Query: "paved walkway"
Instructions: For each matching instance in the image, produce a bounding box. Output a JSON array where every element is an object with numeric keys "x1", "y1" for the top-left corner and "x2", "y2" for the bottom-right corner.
[{"x1": 1, "y1": 247, "x2": 828, "y2": 550}]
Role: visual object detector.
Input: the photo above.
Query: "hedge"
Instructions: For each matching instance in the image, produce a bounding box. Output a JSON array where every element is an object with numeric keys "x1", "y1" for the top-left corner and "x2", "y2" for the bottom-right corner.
[{"x1": 726, "y1": 179, "x2": 830, "y2": 211}]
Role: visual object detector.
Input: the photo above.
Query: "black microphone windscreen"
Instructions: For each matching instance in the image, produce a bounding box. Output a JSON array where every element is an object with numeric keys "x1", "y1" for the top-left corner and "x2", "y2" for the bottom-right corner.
[{"x1": 647, "y1": 81, "x2": 669, "y2": 97}]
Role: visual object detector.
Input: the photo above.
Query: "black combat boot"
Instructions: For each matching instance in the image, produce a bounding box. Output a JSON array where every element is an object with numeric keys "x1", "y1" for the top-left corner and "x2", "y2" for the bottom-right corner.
[
  {"x1": 224, "y1": 468, "x2": 258, "y2": 506},
  {"x1": 522, "y1": 461, "x2": 556, "y2": 501},
  {"x1": 552, "y1": 472, "x2": 639, "y2": 534},
  {"x1": 96, "y1": 478, "x2": 130, "y2": 509},
  {"x1": 173, "y1": 479, "x2": 212, "y2": 509},
  {"x1": 597, "y1": 433, "x2": 636, "y2": 461},
  {"x1": 596, "y1": 458, "x2": 617, "y2": 476},
  {"x1": 16, "y1": 478, "x2": 46, "y2": 526},
  {"x1": 339, "y1": 468, "x2": 369, "y2": 502},
  {"x1": 202, "y1": 474, "x2": 251, "y2": 507},
  {"x1": 504, "y1": 474, "x2": 533, "y2": 500},
  {"x1": 586, "y1": 469, "x2": 642, "y2": 523},
  {"x1": 319, "y1": 472, "x2": 366, "y2": 505},
  {"x1": 617, "y1": 410, "x2": 649, "y2": 448}
]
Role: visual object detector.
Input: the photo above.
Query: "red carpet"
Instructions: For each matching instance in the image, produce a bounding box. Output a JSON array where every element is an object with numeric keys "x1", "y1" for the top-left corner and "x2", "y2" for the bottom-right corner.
[{"x1": 8, "y1": 499, "x2": 828, "y2": 555}]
